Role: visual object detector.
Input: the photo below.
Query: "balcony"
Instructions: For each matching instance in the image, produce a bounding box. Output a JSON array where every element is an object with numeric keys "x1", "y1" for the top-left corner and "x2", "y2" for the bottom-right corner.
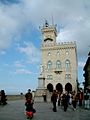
[{"x1": 53, "y1": 68, "x2": 63, "y2": 74}]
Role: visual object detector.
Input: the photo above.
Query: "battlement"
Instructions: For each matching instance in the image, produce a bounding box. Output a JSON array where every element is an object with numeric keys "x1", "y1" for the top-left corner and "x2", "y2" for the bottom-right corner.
[{"x1": 42, "y1": 41, "x2": 76, "y2": 49}]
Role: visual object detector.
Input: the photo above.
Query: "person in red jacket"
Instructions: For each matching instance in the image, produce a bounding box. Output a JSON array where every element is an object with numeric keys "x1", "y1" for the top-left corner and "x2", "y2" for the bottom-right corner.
[{"x1": 78, "y1": 90, "x2": 84, "y2": 107}]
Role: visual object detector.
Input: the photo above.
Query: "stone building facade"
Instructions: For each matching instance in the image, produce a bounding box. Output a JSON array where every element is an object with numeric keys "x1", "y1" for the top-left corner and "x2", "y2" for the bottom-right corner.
[{"x1": 35, "y1": 21, "x2": 78, "y2": 101}]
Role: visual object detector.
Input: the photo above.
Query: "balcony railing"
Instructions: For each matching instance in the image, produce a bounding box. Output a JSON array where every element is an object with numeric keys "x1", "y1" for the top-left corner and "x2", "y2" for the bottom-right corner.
[{"x1": 53, "y1": 68, "x2": 62, "y2": 74}]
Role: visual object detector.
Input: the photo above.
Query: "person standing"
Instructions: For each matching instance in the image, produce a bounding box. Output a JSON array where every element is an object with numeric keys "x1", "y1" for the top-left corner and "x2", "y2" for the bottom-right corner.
[
  {"x1": 62, "y1": 92, "x2": 69, "y2": 112},
  {"x1": 42, "y1": 92, "x2": 47, "y2": 102},
  {"x1": 72, "y1": 91, "x2": 77, "y2": 111},
  {"x1": 84, "y1": 90, "x2": 90, "y2": 109},
  {"x1": 25, "y1": 89, "x2": 32, "y2": 100},
  {"x1": 78, "y1": 90, "x2": 84, "y2": 107},
  {"x1": 57, "y1": 92, "x2": 61, "y2": 106},
  {"x1": 51, "y1": 90, "x2": 58, "y2": 112},
  {"x1": 1, "y1": 90, "x2": 7, "y2": 105},
  {"x1": 25, "y1": 89, "x2": 36, "y2": 118},
  {"x1": 68, "y1": 92, "x2": 72, "y2": 105}
]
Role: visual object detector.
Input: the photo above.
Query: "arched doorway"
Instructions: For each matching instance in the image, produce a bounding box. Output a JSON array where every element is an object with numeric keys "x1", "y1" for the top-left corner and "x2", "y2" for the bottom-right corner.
[
  {"x1": 47, "y1": 83, "x2": 53, "y2": 92},
  {"x1": 65, "y1": 83, "x2": 72, "y2": 92},
  {"x1": 56, "y1": 83, "x2": 63, "y2": 93}
]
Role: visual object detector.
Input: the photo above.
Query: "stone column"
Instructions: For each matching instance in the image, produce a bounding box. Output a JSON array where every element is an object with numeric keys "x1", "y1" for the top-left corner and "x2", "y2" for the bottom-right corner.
[{"x1": 38, "y1": 74, "x2": 45, "y2": 89}]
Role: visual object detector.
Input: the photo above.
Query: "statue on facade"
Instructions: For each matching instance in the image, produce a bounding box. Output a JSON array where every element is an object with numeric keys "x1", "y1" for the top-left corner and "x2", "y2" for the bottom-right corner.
[{"x1": 40, "y1": 64, "x2": 44, "y2": 73}]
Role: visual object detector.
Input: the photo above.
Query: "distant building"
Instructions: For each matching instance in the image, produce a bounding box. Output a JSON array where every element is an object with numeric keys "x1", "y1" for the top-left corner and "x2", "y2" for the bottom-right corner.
[
  {"x1": 35, "y1": 21, "x2": 78, "y2": 101},
  {"x1": 83, "y1": 52, "x2": 90, "y2": 90}
]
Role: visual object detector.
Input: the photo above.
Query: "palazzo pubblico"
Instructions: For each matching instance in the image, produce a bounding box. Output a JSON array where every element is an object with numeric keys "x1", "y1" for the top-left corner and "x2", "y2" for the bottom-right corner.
[{"x1": 35, "y1": 21, "x2": 78, "y2": 101}]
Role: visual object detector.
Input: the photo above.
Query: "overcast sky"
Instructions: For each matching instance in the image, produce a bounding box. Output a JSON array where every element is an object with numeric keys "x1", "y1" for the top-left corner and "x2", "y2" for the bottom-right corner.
[{"x1": 0, "y1": 0, "x2": 90, "y2": 94}]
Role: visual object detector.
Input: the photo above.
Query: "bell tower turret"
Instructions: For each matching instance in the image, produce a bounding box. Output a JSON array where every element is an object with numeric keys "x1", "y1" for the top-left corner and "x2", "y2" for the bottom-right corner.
[{"x1": 41, "y1": 20, "x2": 57, "y2": 45}]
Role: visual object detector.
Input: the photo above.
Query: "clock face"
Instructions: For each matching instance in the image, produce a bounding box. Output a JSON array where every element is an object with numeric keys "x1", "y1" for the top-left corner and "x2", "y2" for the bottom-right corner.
[
  {"x1": 44, "y1": 38, "x2": 53, "y2": 44},
  {"x1": 44, "y1": 38, "x2": 53, "y2": 42}
]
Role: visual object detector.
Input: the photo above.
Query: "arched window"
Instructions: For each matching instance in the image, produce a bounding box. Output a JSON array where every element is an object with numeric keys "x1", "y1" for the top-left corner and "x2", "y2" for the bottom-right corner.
[
  {"x1": 56, "y1": 60, "x2": 61, "y2": 69},
  {"x1": 47, "y1": 60, "x2": 52, "y2": 70},
  {"x1": 47, "y1": 75, "x2": 53, "y2": 80},
  {"x1": 65, "y1": 74, "x2": 71, "y2": 79},
  {"x1": 65, "y1": 59, "x2": 70, "y2": 69},
  {"x1": 47, "y1": 52, "x2": 51, "y2": 56},
  {"x1": 66, "y1": 51, "x2": 69, "y2": 55},
  {"x1": 57, "y1": 51, "x2": 60, "y2": 56}
]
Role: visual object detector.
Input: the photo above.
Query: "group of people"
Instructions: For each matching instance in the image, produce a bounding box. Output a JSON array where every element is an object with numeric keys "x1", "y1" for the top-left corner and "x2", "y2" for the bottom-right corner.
[
  {"x1": 51, "y1": 89, "x2": 90, "y2": 112},
  {"x1": 25, "y1": 89, "x2": 36, "y2": 118},
  {"x1": 0, "y1": 90, "x2": 7, "y2": 105}
]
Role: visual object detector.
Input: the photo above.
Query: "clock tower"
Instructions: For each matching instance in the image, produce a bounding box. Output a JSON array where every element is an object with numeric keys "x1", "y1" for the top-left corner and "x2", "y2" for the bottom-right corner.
[
  {"x1": 41, "y1": 20, "x2": 57, "y2": 45},
  {"x1": 35, "y1": 20, "x2": 78, "y2": 102}
]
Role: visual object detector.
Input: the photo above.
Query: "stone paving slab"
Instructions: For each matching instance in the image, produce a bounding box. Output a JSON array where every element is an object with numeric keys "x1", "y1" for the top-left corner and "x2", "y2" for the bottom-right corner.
[{"x1": 0, "y1": 100, "x2": 90, "y2": 120}]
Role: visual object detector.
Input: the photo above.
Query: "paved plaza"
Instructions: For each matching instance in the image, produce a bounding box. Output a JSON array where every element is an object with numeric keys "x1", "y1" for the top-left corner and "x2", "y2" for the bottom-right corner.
[{"x1": 0, "y1": 100, "x2": 90, "y2": 120}]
